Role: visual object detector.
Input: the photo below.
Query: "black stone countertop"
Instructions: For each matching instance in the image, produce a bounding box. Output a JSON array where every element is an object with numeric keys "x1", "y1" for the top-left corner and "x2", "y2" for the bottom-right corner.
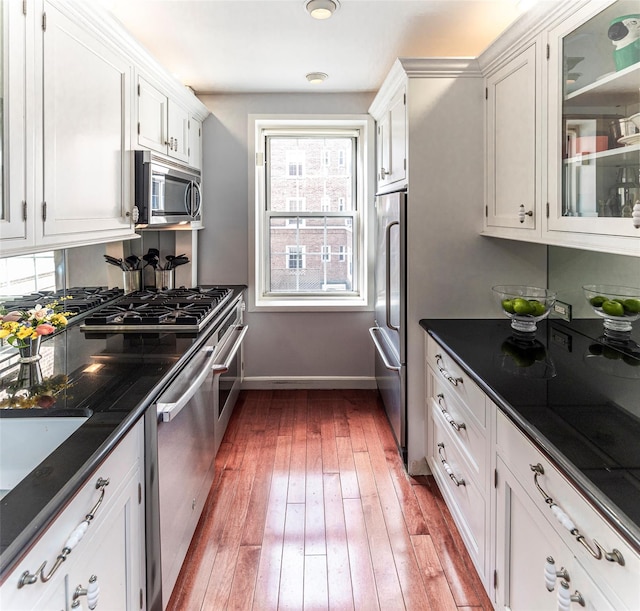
[
  {"x1": 0, "y1": 286, "x2": 245, "y2": 580},
  {"x1": 419, "y1": 317, "x2": 640, "y2": 552}
]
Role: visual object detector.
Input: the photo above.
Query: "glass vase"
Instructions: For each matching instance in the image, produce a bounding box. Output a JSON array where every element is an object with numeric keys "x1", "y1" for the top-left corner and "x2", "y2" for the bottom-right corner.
[{"x1": 18, "y1": 336, "x2": 42, "y2": 364}]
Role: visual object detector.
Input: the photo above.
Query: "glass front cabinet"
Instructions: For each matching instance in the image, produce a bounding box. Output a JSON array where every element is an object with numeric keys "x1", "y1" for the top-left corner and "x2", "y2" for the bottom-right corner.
[{"x1": 547, "y1": 0, "x2": 640, "y2": 242}]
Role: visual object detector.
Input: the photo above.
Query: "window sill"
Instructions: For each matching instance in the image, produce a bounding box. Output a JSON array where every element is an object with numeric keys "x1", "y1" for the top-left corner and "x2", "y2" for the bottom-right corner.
[{"x1": 251, "y1": 295, "x2": 372, "y2": 313}]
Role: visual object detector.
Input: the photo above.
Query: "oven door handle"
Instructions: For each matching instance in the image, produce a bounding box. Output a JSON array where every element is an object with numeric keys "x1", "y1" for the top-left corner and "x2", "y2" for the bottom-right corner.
[
  {"x1": 156, "y1": 346, "x2": 215, "y2": 422},
  {"x1": 211, "y1": 325, "x2": 248, "y2": 376}
]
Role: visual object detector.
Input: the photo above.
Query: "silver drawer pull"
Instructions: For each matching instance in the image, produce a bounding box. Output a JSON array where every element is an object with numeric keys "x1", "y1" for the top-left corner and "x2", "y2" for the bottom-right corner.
[
  {"x1": 435, "y1": 354, "x2": 463, "y2": 386},
  {"x1": 18, "y1": 478, "x2": 110, "y2": 588},
  {"x1": 437, "y1": 443, "x2": 465, "y2": 487},
  {"x1": 530, "y1": 464, "x2": 624, "y2": 566},
  {"x1": 436, "y1": 394, "x2": 466, "y2": 431}
]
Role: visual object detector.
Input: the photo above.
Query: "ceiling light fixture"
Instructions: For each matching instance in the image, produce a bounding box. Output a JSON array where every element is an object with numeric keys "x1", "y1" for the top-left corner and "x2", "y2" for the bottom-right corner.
[
  {"x1": 305, "y1": 0, "x2": 339, "y2": 20},
  {"x1": 306, "y1": 72, "x2": 328, "y2": 84}
]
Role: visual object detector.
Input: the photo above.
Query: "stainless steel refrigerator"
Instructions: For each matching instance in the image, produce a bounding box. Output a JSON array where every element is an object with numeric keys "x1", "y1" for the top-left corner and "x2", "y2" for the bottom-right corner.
[{"x1": 369, "y1": 190, "x2": 406, "y2": 461}]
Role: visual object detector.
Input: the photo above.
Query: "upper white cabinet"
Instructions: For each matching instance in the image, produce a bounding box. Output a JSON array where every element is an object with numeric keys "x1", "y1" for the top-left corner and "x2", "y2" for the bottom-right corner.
[
  {"x1": 0, "y1": 0, "x2": 33, "y2": 249},
  {"x1": 547, "y1": 0, "x2": 640, "y2": 248},
  {"x1": 189, "y1": 116, "x2": 203, "y2": 170},
  {"x1": 39, "y1": 1, "x2": 133, "y2": 244},
  {"x1": 137, "y1": 75, "x2": 191, "y2": 165},
  {"x1": 480, "y1": 0, "x2": 640, "y2": 257},
  {"x1": 370, "y1": 75, "x2": 407, "y2": 191},
  {"x1": 0, "y1": 0, "x2": 137, "y2": 257},
  {"x1": 484, "y1": 40, "x2": 541, "y2": 238}
]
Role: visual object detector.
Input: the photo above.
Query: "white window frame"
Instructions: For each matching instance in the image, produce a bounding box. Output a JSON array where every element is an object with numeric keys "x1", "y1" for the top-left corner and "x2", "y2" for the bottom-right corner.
[
  {"x1": 338, "y1": 245, "x2": 346, "y2": 262},
  {"x1": 286, "y1": 245, "x2": 306, "y2": 269},
  {"x1": 321, "y1": 245, "x2": 331, "y2": 262},
  {"x1": 320, "y1": 196, "x2": 330, "y2": 211},
  {"x1": 286, "y1": 150, "x2": 305, "y2": 177},
  {"x1": 250, "y1": 115, "x2": 374, "y2": 311}
]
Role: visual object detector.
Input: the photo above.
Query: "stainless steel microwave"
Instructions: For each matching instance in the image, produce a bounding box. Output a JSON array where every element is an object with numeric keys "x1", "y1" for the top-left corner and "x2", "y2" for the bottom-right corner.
[{"x1": 134, "y1": 150, "x2": 202, "y2": 227}]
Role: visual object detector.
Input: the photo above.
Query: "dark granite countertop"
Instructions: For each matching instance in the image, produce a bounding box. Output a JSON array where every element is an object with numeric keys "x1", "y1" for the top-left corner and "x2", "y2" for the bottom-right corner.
[
  {"x1": 0, "y1": 286, "x2": 245, "y2": 580},
  {"x1": 419, "y1": 317, "x2": 640, "y2": 552}
]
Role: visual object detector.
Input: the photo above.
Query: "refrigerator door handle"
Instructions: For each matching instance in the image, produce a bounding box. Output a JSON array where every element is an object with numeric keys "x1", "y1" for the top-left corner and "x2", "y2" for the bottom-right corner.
[
  {"x1": 385, "y1": 220, "x2": 399, "y2": 331},
  {"x1": 369, "y1": 327, "x2": 401, "y2": 372}
]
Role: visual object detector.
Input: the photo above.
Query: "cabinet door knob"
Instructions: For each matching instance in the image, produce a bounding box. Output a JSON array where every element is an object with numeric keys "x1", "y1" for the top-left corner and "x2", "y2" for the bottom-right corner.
[
  {"x1": 632, "y1": 201, "x2": 640, "y2": 229},
  {"x1": 518, "y1": 204, "x2": 533, "y2": 223},
  {"x1": 544, "y1": 556, "x2": 569, "y2": 592},
  {"x1": 558, "y1": 581, "x2": 584, "y2": 610}
]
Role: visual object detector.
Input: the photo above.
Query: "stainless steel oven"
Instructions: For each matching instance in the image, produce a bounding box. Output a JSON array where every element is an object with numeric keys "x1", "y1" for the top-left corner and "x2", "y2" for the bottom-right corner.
[{"x1": 145, "y1": 294, "x2": 246, "y2": 610}]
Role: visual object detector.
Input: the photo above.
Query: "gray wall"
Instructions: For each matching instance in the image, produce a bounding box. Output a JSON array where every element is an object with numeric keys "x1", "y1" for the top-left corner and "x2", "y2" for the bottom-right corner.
[{"x1": 198, "y1": 92, "x2": 377, "y2": 386}]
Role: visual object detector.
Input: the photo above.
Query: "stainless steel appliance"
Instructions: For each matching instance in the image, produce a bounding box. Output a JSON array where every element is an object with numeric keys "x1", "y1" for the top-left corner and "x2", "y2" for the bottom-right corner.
[
  {"x1": 144, "y1": 291, "x2": 246, "y2": 610},
  {"x1": 134, "y1": 150, "x2": 202, "y2": 227},
  {"x1": 369, "y1": 190, "x2": 407, "y2": 461},
  {"x1": 80, "y1": 287, "x2": 233, "y2": 333}
]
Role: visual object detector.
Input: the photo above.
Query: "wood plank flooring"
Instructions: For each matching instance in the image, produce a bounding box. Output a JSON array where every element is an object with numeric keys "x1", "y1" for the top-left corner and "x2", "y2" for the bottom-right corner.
[{"x1": 167, "y1": 389, "x2": 492, "y2": 611}]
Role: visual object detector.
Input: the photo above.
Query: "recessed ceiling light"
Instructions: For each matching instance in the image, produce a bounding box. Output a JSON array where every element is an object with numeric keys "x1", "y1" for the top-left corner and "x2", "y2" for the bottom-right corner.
[
  {"x1": 306, "y1": 72, "x2": 328, "y2": 84},
  {"x1": 305, "y1": 0, "x2": 339, "y2": 20}
]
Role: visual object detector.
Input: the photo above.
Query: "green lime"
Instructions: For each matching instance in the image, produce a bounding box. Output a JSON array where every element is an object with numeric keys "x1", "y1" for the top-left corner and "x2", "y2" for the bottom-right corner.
[
  {"x1": 623, "y1": 298, "x2": 640, "y2": 314},
  {"x1": 501, "y1": 299, "x2": 515, "y2": 314},
  {"x1": 513, "y1": 298, "x2": 534, "y2": 315},
  {"x1": 529, "y1": 300, "x2": 546, "y2": 316},
  {"x1": 601, "y1": 300, "x2": 625, "y2": 317},
  {"x1": 589, "y1": 295, "x2": 607, "y2": 307}
]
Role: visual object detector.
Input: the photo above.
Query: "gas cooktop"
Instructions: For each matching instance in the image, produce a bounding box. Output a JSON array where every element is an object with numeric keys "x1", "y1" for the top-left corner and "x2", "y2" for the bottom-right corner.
[
  {"x1": 80, "y1": 286, "x2": 234, "y2": 332},
  {"x1": 0, "y1": 287, "x2": 124, "y2": 316}
]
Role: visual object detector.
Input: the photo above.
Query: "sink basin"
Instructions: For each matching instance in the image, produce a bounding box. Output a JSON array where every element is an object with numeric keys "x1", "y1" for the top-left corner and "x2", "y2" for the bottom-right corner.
[{"x1": 0, "y1": 415, "x2": 89, "y2": 499}]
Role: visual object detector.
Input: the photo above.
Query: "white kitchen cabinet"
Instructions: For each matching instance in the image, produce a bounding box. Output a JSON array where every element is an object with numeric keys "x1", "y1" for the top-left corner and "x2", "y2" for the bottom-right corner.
[
  {"x1": 425, "y1": 336, "x2": 492, "y2": 588},
  {"x1": 371, "y1": 81, "x2": 406, "y2": 190},
  {"x1": 0, "y1": 0, "x2": 34, "y2": 250},
  {"x1": 0, "y1": 420, "x2": 145, "y2": 611},
  {"x1": 484, "y1": 40, "x2": 542, "y2": 238},
  {"x1": 189, "y1": 116, "x2": 203, "y2": 170},
  {"x1": 0, "y1": 0, "x2": 137, "y2": 257},
  {"x1": 546, "y1": 0, "x2": 640, "y2": 254},
  {"x1": 38, "y1": 1, "x2": 133, "y2": 245},
  {"x1": 137, "y1": 75, "x2": 190, "y2": 165}
]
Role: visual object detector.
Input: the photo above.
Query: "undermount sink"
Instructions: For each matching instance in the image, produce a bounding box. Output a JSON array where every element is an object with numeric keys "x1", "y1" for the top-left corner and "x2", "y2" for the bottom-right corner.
[{"x1": 0, "y1": 414, "x2": 89, "y2": 499}]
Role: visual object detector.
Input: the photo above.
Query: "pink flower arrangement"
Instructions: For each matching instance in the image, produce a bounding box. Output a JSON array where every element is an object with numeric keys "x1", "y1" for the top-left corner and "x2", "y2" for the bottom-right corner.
[{"x1": 0, "y1": 299, "x2": 75, "y2": 348}]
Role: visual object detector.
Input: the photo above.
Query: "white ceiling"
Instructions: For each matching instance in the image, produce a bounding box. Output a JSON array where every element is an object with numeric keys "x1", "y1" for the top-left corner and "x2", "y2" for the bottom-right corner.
[{"x1": 100, "y1": 0, "x2": 527, "y2": 94}]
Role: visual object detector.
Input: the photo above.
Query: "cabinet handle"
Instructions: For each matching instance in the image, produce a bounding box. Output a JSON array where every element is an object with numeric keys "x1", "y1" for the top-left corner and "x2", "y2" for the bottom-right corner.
[
  {"x1": 17, "y1": 478, "x2": 110, "y2": 588},
  {"x1": 518, "y1": 204, "x2": 533, "y2": 223},
  {"x1": 437, "y1": 443, "x2": 465, "y2": 487},
  {"x1": 558, "y1": 581, "x2": 584, "y2": 610},
  {"x1": 436, "y1": 394, "x2": 466, "y2": 431},
  {"x1": 380, "y1": 167, "x2": 390, "y2": 176},
  {"x1": 544, "y1": 556, "x2": 569, "y2": 592},
  {"x1": 529, "y1": 464, "x2": 624, "y2": 566},
  {"x1": 174, "y1": 138, "x2": 178, "y2": 151},
  {"x1": 435, "y1": 354, "x2": 463, "y2": 386},
  {"x1": 632, "y1": 201, "x2": 640, "y2": 229},
  {"x1": 71, "y1": 575, "x2": 99, "y2": 610}
]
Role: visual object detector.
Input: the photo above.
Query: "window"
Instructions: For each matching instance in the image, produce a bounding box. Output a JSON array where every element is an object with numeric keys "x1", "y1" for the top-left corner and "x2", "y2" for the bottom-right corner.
[
  {"x1": 338, "y1": 150, "x2": 345, "y2": 167},
  {"x1": 286, "y1": 151, "x2": 305, "y2": 177},
  {"x1": 252, "y1": 116, "x2": 371, "y2": 309},
  {"x1": 286, "y1": 245, "x2": 305, "y2": 269}
]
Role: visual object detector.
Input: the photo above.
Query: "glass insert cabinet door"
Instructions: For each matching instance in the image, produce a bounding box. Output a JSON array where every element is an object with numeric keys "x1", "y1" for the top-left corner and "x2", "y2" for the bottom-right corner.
[{"x1": 548, "y1": 0, "x2": 640, "y2": 237}]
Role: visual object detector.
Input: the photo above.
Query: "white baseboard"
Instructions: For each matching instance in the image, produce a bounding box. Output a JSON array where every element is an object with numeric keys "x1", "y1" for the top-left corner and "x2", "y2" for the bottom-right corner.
[{"x1": 241, "y1": 376, "x2": 377, "y2": 390}]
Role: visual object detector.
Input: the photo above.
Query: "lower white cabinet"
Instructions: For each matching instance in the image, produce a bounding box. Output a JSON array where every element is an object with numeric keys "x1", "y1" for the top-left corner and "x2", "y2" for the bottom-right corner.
[
  {"x1": 0, "y1": 419, "x2": 145, "y2": 611},
  {"x1": 426, "y1": 335, "x2": 640, "y2": 611}
]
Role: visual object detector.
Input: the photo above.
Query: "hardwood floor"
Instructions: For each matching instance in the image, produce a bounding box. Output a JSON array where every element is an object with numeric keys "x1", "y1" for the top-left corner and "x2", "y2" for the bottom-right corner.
[{"x1": 167, "y1": 389, "x2": 492, "y2": 611}]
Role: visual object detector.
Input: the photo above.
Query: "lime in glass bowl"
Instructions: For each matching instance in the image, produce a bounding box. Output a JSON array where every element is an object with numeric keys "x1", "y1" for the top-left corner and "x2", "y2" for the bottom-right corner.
[
  {"x1": 583, "y1": 285, "x2": 640, "y2": 336},
  {"x1": 492, "y1": 285, "x2": 557, "y2": 333}
]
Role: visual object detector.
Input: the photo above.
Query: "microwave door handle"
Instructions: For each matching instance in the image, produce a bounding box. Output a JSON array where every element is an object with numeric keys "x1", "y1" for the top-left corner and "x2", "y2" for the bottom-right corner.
[
  {"x1": 156, "y1": 347, "x2": 215, "y2": 422},
  {"x1": 211, "y1": 325, "x2": 248, "y2": 376},
  {"x1": 191, "y1": 181, "x2": 202, "y2": 218},
  {"x1": 184, "y1": 182, "x2": 191, "y2": 215},
  {"x1": 385, "y1": 220, "x2": 399, "y2": 331}
]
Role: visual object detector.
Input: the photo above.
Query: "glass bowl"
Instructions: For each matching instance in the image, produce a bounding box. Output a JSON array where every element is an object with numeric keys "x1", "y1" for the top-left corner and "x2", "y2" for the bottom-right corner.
[
  {"x1": 582, "y1": 284, "x2": 640, "y2": 336},
  {"x1": 492, "y1": 285, "x2": 557, "y2": 334}
]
